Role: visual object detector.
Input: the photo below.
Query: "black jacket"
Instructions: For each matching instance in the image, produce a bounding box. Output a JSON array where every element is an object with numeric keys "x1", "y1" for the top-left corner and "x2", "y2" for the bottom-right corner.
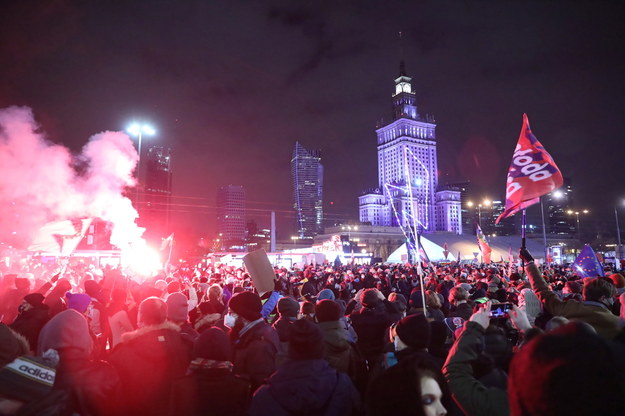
[
  {"x1": 250, "y1": 359, "x2": 361, "y2": 416},
  {"x1": 350, "y1": 301, "x2": 395, "y2": 358},
  {"x1": 10, "y1": 304, "x2": 49, "y2": 352},
  {"x1": 231, "y1": 320, "x2": 279, "y2": 391}
]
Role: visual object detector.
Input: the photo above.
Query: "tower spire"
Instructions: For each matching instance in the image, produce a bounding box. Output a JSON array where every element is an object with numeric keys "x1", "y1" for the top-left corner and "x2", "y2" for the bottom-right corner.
[{"x1": 399, "y1": 31, "x2": 406, "y2": 76}]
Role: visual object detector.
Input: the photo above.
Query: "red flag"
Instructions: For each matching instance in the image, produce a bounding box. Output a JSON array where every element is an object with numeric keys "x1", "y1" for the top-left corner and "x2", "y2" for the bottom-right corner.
[
  {"x1": 476, "y1": 224, "x2": 492, "y2": 264},
  {"x1": 496, "y1": 114, "x2": 563, "y2": 224}
]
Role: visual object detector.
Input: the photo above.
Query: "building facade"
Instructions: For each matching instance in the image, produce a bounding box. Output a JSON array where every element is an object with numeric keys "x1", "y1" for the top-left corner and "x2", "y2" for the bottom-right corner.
[
  {"x1": 141, "y1": 146, "x2": 172, "y2": 242},
  {"x1": 216, "y1": 185, "x2": 246, "y2": 250},
  {"x1": 358, "y1": 63, "x2": 462, "y2": 234},
  {"x1": 291, "y1": 142, "x2": 324, "y2": 239}
]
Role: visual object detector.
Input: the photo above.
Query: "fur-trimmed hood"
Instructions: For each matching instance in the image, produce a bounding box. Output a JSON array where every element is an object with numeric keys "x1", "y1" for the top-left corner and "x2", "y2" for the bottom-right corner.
[
  {"x1": 194, "y1": 313, "x2": 221, "y2": 331},
  {"x1": 120, "y1": 321, "x2": 180, "y2": 344}
]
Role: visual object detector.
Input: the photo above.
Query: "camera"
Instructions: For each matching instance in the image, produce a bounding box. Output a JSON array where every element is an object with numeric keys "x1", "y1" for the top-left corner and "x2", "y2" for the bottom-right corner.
[{"x1": 489, "y1": 302, "x2": 512, "y2": 318}]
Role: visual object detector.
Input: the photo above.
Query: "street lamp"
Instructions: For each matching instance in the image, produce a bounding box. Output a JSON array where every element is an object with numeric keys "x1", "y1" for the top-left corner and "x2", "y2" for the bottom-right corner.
[
  {"x1": 567, "y1": 209, "x2": 589, "y2": 244},
  {"x1": 467, "y1": 199, "x2": 491, "y2": 227},
  {"x1": 615, "y1": 201, "x2": 625, "y2": 268}
]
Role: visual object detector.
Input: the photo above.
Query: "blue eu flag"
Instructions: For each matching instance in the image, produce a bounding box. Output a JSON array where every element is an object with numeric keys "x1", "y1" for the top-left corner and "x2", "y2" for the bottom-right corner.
[{"x1": 573, "y1": 245, "x2": 604, "y2": 278}]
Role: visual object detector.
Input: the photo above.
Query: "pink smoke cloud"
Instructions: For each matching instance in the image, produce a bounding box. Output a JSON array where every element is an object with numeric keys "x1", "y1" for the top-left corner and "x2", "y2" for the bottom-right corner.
[{"x1": 0, "y1": 106, "x2": 144, "y2": 251}]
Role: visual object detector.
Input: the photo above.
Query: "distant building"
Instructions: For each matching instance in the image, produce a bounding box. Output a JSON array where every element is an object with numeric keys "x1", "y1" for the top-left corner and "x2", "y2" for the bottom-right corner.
[
  {"x1": 358, "y1": 62, "x2": 461, "y2": 234},
  {"x1": 216, "y1": 185, "x2": 246, "y2": 250},
  {"x1": 291, "y1": 142, "x2": 324, "y2": 239},
  {"x1": 545, "y1": 178, "x2": 576, "y2": 235},
  {"x1": 141, "y1": 146, "x2": 172, "y2": 241},
  {"x1": 446, "y1": 181, "x2": 471, "y2": 234},
  {"x1": 245, "y1": 220, "x2": 271, "y2": 252}
]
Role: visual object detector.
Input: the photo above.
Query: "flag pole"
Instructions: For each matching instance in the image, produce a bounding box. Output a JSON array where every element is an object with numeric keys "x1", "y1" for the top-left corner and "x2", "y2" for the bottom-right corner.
[
  {"x1": 540, "y1": 197, "x2": 549, "y2": 267},
  {"x1": 521, "y1": 209, "x2": 527, "y2": 274}
]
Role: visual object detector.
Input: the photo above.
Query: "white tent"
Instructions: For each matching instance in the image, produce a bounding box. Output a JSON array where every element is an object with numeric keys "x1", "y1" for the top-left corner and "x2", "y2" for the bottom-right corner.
[{"x1": 386, "y1": 236, "x2": 456, "y2": 263}]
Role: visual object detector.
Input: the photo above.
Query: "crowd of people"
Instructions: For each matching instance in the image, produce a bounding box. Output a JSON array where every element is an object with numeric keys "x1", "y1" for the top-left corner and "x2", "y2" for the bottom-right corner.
[{"x1": 1, "y1": 247, "x2": 625, "y2": 415}]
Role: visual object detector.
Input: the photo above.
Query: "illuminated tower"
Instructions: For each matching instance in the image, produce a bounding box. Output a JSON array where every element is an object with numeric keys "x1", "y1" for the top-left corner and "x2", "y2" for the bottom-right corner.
[
  {"x1": 359, "y1": 63, "x2": 461, "y2": 234},
  {"x1": 291, "y1": 142, "x2": 324, "y2": 239}
]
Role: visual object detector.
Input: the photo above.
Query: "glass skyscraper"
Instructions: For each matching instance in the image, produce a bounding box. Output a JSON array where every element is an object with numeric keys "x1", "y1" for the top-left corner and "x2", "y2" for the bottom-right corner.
[{"x1": 291, "y1": 142, "x2": 324, "y2": 239}]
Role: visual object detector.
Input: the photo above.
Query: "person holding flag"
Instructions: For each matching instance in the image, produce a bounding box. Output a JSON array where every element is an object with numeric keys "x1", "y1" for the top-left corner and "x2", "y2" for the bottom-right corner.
[
  {"x1": 496, "y1": 114, "x2": 564, "y2": 262},
  {"x1": 476, "y1": 224, "x2": 492, "y2": 264}
]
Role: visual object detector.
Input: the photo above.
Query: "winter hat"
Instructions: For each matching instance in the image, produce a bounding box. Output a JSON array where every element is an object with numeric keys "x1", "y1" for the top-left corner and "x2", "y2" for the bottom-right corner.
[
  {"x1": 0, "y1": 324, "x2": 29, "y2": 367},
  {"x1": 0, "y1": 356, "x2": 56, "y2": 402},
  {"x1": 288, "y1": 318, "x2": 324, "y2": 360},
  {"x1": 198, "y1": 301, "x2": 222, "y2": 316},
  {"x1": 166, "y1": 292, "x2": 189, "y2": 323},
  {"x1": 23, "y1": 293, "x2": 45, "y2": 307},
  {"x1": 317, "y1": 289, "x2": 336, "y2": 301},
  {"x1": 14, "y1": 277, "x2": 31, "y2": 291},
  {"x1": 277, "y1": 297, "x2": 299, "y2": 318},
  {"x1": 228, "y1": 291, "x2": 262, "y2": 322},
  {"x1": 315, "y1": 300, "x2": 341, "y2": 322},
  {"x1": 360, "y1": 288, "x2": 380, "y2": 308},
  {"x1": 460, "y1": 283, "x2": 472, "y2": 293},
  {"x1": 609, "y1": 273, "x2": 625, "y2": 289},
  {"x1": 83, "y1": 280, "x2": 101, "y2": 298},
  {"x1": 409, "y1": 290, "x2": 424, "y2": 309},
  {"x1": 37, "y1": 309, "x2": 93, "y2": 357},
  {"x1": 395, "y1": 313, "x2": 430, "y2": 350},
  {"x1": 138, "y1": 297, "x2": 168, "y2": 327},
  {"x1": 508, "y1": 322, "x2": 625, "y2": 416},
  {"x1": 193, "y1": 327, "x2": 232, "y2": 361},
  {"x1": 65, "y1": 292, "x2": 91, "y2": 313},
  {"x1": 388, "y1": 293, "x2": 407, "y2": 314}
]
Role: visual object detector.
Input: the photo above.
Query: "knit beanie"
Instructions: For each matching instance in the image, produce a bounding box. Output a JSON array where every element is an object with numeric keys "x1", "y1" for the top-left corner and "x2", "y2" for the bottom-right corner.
[
  {"x1": 83, "y1": 280, "x2": 101, "y2": 298},
  {"x1": 193, "y1": 327, "x2": 232, "y2": 361},
  {"x1": 288, "y1": 318, "x2": 324, "y2": 360},
  {"x1": 166, "y1": 292, "x2": 189, "y2": 323},
  {"x1": 24, "y1": 293, "x2": 45, "y2": 307},
  {"x1": 277, "y1": 297, "x2": 299, "y2": 318},
  {"x1": 395, "y1": 313, "x2": 430, "y2": 350},
  {"x1": 228, "y1": 291, "x2": 262, "y2": 322},
  {"x1": 315, "y1": 300, "x2": 341, "y2": 323},
  {"x1": 65, "y1": 292, "x2": 91, "y2": 313},
  {"x1": 0, "y1": 356, "x2": 56, "y2": 402},
  {"x1": 317, "y1": 289, "x2": 336, "y2": 301},
  {"x1": 360, "y1": 289, "x2": 380, "y2": 308},
  {"x1": 37, "y1": 309, "x2": 93, "y2": 357},
  {"x1": 0, "y1": 324, "x2": 29, "y2": 367}
]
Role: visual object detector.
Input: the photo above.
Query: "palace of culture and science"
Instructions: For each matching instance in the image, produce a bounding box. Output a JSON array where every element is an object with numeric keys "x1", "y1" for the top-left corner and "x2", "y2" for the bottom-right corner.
[{"x1": 358, "y1": 62, "x2": 462, "y2": 234}]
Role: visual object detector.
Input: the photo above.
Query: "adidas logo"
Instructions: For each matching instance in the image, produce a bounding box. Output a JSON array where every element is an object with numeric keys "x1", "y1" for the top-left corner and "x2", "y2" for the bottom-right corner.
[
  {"x1": 6, "y1": 357, "x2": 55, "y2": 386},
  {"x1": 18, "y1": 364, "x2": 55, "y2": 382}
]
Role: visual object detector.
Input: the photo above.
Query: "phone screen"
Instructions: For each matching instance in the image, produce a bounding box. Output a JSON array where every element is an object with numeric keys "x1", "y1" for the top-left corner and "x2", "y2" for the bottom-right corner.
[{"x1": 489, "y1": 303, "x2": 512, "y2": 318}]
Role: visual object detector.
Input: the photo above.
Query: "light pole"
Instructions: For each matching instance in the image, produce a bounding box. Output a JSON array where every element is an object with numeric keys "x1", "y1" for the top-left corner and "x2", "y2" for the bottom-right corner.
[
  {"x1": 567, "y1": 209, "x2": 589, "y2": 247},
  {"x1": 126, "y1": 122, "x2": 156, "y2": 205},
  {"x1": 467, "y1": 199, "x2": 491, "y2": 229},
  {"x1": 290, "y1": 236, "x2": 298, "y2": 250},
  {"x1": 616, "y1": 204, "x2": 623, "y2": 268}
]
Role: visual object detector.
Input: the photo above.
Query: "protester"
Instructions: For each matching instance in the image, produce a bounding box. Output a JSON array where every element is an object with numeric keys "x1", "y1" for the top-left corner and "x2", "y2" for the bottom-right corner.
[
  {"x1": 9, "y1": 293, "x2": 49, "y2": 352},
  {"x1": 521, "y1": 248, "x2": 621, "y2": 339},
  {"x1": 109, "y1": 297, "x2": 190, "y2": 416},
  {"x1": 226, "y1": 291, "x2": 279, "y2": 391},
  {"x1": 250, "y1": 318, "x2": 361, "y2": 416},
  {"x1": 170, "y1": 327, "x2": 251, "y2": 416},
  {"x1": 315, "y1": 299, "x2": 352, "y2": 373}
]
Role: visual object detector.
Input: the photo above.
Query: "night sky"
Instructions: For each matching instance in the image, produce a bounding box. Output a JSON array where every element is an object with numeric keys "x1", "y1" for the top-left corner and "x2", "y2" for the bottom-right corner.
[{"x1": 1, "y1": 0, "x2": 624, "y2": 239}]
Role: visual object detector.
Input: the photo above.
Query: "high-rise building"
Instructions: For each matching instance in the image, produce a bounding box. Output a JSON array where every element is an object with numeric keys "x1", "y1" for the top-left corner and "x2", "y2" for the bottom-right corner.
[
  {"x1": 216, "y1": 185, "x2": 246, "y2": 250},
  {"x1": 545, "y1": 178, "x2": 576, "y2": 235},
  {"x1": 291, "y1": 142, "x2": 324, "y2": 239},
  {"x1": 358, "y1": 63, "x2": 461, "y2": 234},
  {"x1": 142, "y1": 146, "x2": 172, "y2": 241}
]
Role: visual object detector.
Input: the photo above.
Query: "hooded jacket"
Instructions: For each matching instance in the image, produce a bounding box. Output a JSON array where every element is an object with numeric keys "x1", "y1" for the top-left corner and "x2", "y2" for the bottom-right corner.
[
  {"x1": 526, "y1": 263, "x2": 621, "y2": 339},
  {"x1": 250, "y1": 359, "x2": 360, "y2": 416},
  {"x1": 108, "y1": 321, "x2": 191, "y2": 416},
  {"x1": 317, "y1": 320, "x2": 351, "y2": 374}
]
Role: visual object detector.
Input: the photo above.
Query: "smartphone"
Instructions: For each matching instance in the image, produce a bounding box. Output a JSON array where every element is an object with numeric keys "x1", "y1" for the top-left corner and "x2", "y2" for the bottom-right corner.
[{"x1": 490, "y1": 302, "x2": 512, "y2": 318}]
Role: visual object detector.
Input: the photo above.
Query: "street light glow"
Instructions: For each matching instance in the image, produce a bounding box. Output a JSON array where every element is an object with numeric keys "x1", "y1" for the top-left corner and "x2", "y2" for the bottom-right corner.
[
  {"x1": 553, "y1": 190, "x2": 563, "y2": 198},
  {"x1": 127, "y1": 122, "x2": 156, "y2": 137}
]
